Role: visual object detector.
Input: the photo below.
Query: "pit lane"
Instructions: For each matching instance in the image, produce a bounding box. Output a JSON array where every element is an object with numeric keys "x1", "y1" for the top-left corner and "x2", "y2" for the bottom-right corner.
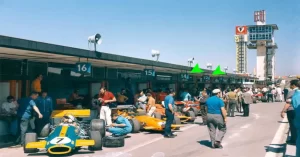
[{"x1": 0, "y1": 102, "x2": 285, "y2": 157}]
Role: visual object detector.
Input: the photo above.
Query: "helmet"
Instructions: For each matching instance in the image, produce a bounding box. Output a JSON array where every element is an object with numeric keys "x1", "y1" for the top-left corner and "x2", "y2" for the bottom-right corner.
[{"x1": 63, "y1": 113, "x2": 76, "y2": 123}]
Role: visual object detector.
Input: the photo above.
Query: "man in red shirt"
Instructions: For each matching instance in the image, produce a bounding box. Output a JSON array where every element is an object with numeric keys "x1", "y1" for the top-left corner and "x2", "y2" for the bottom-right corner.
[{"x1": 98, "y1": 87, "x2": 116, "y2": 126}]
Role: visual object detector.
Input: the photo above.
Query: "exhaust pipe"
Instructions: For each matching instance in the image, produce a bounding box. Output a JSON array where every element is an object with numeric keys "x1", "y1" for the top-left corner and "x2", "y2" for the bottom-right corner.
[{"x1": 48, "y1": 145, "x2": 72, "y2": 155}]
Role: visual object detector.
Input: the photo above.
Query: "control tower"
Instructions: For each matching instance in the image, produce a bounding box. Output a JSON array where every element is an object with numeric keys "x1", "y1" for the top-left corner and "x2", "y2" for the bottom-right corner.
[
  {"x1": 235, "y1": 26, "x2": 248, "y2": 73},
  {"x1": 247, "y1": 10, "x2": 278, "y2": 83}
]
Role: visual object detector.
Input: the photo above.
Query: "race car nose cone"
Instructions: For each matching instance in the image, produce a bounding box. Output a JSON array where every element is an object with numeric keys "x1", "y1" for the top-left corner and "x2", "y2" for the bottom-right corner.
[{"x1": 48, "y1": 145, "x2": 71, "y2": 155}]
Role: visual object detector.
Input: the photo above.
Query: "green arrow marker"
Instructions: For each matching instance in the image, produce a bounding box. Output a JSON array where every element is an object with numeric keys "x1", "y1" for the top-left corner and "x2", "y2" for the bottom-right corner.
[
  {"x1": 212, "y1": 65, "x2": 226, "y2": 76},
  {"x1": 190, "y1": 63, "x2": 204, "y2": 73}
]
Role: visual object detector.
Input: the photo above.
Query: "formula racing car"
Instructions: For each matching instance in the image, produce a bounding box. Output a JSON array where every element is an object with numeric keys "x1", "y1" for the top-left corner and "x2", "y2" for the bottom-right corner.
[
  {"x1": 112, "y1": 105, "x2": 183, "y2": 132},
  {"x1": 25, "y1": 110, "x2": 105, "y2": 155}
]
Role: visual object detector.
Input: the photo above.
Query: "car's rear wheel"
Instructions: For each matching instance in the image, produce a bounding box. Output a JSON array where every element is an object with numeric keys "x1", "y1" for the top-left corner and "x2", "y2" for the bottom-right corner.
[
  {"x1": 136, "y1": 110, "x2": 147, "y2": 115},
  {"x1": 90, "y1": 119, "x2": 106, "y2": 137},
  {"x1": 185, "y1": 111, "x2": 196, "y2": 122},
  {"x1": 129, "y1": 118, "x2": 141, "y2": 133},
  {"x1": 24, "y1": 133, "x2": 38, "y2": 153},
  {"x1": 88, "y1": 131, "x2": 102, "y2": 150}
]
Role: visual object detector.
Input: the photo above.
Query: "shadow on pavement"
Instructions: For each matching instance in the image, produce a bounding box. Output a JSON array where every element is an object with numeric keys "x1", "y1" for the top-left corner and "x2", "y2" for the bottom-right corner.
[
  {"x1": 264, "y1": 144, "x2": 286, "y2": 153},
  {"x1": 197, "y1": 140, "x2": 213, "y2": 148}
]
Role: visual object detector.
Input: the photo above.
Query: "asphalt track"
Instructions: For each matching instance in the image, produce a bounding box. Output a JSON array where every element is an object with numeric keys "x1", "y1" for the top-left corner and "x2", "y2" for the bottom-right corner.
[{"x1": 0, "y1": 102, "x2": 285, "y2": 157}]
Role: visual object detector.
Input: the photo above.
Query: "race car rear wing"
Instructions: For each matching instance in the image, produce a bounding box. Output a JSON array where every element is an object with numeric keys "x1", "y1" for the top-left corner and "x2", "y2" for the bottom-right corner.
[{"x1": 51, "y1": 109, "x2": 90, "y2": 118}]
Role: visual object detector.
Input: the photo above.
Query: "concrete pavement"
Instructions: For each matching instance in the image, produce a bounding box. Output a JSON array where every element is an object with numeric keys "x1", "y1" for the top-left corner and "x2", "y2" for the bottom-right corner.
[{"x1": 0, "y1": 102, "x2": 287, "y2": 157}]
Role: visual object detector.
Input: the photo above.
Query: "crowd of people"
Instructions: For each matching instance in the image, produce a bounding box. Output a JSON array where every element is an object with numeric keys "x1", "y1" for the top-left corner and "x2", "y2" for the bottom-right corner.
[{"x1": 2, "y1": 74, "x2": 300, "y2": 154}]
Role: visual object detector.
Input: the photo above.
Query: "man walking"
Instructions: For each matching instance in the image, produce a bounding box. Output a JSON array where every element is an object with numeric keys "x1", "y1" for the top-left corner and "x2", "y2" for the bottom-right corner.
[
  {"x1": 226, "y1": 88, "x2": 238, "y2": 117},
  {"x1": 163, "y1": 88, "x2": 177, "y2": 138},
  {"x1": 241, "y1": 89, "x2": 253, "y2": 117},
  {"x1": 206, "y1": 89, "x2": 227, "y2": 148},
  {"x1": 98, "y1": 87, "x2": 116, "y2": 126}
]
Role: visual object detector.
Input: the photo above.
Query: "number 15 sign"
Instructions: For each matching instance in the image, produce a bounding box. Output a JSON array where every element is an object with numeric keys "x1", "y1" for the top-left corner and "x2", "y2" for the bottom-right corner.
[{"x1": 75, "y1": 62, "x2": 92, "y2": 74}]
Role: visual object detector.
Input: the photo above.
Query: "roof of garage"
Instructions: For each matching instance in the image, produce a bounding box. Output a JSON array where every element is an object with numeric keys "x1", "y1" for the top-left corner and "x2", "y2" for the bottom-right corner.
[{"x1": 0, "y1": 35, "x2": 256, "y2": 78}]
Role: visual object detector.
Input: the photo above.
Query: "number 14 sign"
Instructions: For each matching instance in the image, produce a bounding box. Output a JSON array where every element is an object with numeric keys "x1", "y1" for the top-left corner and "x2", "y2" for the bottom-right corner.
[{"x1": 75, "y1": 62, "x2": 92, "y2": 74}]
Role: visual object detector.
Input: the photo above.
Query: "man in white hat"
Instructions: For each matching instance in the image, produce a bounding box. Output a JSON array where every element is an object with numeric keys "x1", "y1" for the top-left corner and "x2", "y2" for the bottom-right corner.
[{"x1": 205, "y1": 88, "x2": 227, "y2": 148}]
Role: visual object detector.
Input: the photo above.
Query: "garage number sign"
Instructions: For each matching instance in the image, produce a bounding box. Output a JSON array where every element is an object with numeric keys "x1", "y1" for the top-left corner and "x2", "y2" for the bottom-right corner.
[
  {"x1": 181, "y1": 73, "x2": 189, "y2": 79},
  {"x1": 75, "y1": 62, "x2": 92, "y2": 74},
  {"x1": 144, "y1": 69, "x2": 155, "y2": 77}
]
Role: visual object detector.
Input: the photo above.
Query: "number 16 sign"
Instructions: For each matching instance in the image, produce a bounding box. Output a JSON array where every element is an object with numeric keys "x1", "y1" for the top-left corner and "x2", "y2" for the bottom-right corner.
[{"x1": 75, "y1": 62, "x2": 92, "y2": 74}]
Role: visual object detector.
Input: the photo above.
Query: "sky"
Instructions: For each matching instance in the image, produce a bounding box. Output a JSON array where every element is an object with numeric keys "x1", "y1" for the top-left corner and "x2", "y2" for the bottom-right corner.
[{"x1": 0, "y1": 0, "x2": 299, "y2": 75}]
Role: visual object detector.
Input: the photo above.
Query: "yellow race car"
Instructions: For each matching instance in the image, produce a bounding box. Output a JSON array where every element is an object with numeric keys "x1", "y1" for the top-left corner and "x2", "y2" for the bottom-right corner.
[{"x1": 112, "y1": 105, "x2": 183, "y2": 132}]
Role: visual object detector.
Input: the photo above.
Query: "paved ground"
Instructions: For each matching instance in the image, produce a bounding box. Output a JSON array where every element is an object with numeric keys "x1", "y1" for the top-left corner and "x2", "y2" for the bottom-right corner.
[{"x1": 0, "y1": 102, "x2": 286, "y2": 157}]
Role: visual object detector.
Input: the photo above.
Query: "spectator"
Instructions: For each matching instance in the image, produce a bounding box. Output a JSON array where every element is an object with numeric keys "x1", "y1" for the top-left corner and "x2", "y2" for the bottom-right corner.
[
  {"x1": 290, "y1": 79, "x2": 300, "y2": 156},
  {"x1": 284, "y1": 87, "x2": 289, "y2": 102},
  {"x1": 1, "y1": 96, "x2": 18, "y2": 142},
  {"x1": 226, "y1": 88, "x2": 238, "y2": 117},
  {"x1": 31, "y1": 74, "x2": 43, "y2": 93},
  {"x1": 146, "y1": 93, "x2": 156, "y2": 116},
  {"x1": 136, "y1": 90, "x2": 147, "y2": 110},
  {"x1": 236, "y1": 88, "x2": 243, "y2": 113},
  {"x1": 241, "y1": 89, "x2": 253, "y2": 117},
  {"x1": 281, "y1": 80, "x2": 299, "y2": 145},
  {"x1": 35, "y1": 91, "x2": 53, "y2": 136},
  {"x1": 17, "y1": 92, "x2": 43, "y2": 146},
  {"x1": 195, "y1": 91, "x2": 208, "y2": 125},
  {"x1": 98, "y1": 87, "x2": 116, "y2": 126}
]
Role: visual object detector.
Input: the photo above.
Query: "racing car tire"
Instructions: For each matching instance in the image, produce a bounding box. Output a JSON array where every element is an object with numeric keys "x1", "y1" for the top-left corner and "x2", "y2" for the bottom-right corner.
[
  {"x1": 103, "y1": 136, "x2": 125, "y2": 148},
  {"x1": 88, "y1": 131, "x2": 102, "y2": 150},
  {"x1": 190, "y1": 107, "x2": 200, "y2": 116},
  {"x1": 39, "y1": 123, "x2": 50, "y2": 137},
  {"x1": 173, "y1": 116, "x2": 181, "y2": 130},
  {"x1": 24, "y1": 133, "x2": 38, "y2": 153},
  {"x1": 129, "y1": 118, "x2": 141, "y2": 133},
  {"x1": 153, "y1": 112, "x2": 162, "y2": 119},
  {"x1": 137, "y1": 110, "x2": 147, "y2": 116},
  {"x1": 185, "y1": 111, "x2": 196, "y2": 122},
  {"x1": 90, "y1": 119, "x2": 106, "y2": 137}
]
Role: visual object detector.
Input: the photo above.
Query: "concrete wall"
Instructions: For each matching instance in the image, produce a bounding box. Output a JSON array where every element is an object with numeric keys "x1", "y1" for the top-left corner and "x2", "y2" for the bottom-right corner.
[{"x1": 257, "y1": 43, "x2": 266, "y2": 80}]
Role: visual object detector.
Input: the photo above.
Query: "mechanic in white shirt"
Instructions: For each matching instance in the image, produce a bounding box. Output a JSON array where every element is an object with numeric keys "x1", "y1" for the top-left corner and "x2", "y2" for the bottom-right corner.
[{"x1": 1, "y1": 96, "x2": 18, "y2": 115}]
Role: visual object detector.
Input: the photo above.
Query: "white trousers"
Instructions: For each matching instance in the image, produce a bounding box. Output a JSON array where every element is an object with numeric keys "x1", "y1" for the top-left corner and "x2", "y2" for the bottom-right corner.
[
  {"x1": 147, "y1": 107, "x2": 156, "y2": 117},
  {"x1": 100, "y1": 106, "x2": 112, "y2": 126}
]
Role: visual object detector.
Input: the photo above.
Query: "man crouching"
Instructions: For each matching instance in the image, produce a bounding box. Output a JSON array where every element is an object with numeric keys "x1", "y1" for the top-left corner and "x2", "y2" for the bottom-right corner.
[{"x1": 107, "y1": 114, "x2": 132, "y2": 137}]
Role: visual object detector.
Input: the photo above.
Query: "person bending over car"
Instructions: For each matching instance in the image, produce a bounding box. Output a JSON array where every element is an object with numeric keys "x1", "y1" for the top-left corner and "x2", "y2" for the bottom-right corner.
[{"x1": 107, "y1": 114, "x2": 132, "y2": 137}]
